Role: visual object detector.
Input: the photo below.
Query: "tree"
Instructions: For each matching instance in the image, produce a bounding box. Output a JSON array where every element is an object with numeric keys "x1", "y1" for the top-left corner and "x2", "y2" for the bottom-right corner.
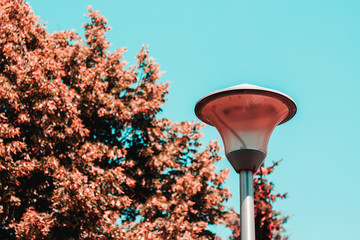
[
  {"x1": 0, "y1": 0, "x2": 288, "y2": 239},
  {"x1": 226, "y1": 162, "x2": 289, "y2": 240}
]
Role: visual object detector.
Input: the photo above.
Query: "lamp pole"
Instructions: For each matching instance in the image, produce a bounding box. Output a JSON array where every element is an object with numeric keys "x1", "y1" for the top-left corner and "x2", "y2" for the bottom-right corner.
[
  {"x1": 195, "y1": 84, "x2": 296, "y2": 240},
  {"x1": 240, "y1": 170, "x2": 255, "y2": 240}
]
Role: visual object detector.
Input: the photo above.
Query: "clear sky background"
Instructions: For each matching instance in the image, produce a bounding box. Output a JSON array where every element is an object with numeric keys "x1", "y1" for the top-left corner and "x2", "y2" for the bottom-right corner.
[{"x1": 28, "y1": 1, "x2": 360, "y2": 239}]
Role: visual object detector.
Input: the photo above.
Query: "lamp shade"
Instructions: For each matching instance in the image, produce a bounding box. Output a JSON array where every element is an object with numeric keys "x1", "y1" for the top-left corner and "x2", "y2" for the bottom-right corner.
[{"x1": 195, "y1": 84, "x2": 296, "y2": 172}]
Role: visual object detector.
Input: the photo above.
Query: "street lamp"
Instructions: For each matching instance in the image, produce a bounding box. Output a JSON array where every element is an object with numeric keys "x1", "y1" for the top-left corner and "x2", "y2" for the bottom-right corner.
[{"x1": 194, "y1": 84, "x2": 296, "y2": 240}]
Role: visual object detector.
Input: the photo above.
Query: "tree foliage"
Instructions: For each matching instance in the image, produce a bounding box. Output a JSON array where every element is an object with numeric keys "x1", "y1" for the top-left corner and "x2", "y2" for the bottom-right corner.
[{"x1": 0, "y1": 0, "x2": 288, "y2": 239}]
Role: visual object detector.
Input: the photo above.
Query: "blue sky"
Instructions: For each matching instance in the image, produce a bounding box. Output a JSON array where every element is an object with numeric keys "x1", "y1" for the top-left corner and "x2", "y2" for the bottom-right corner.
[{"x1": 28, "y1": 1, "x2": 360, "y2": 239}]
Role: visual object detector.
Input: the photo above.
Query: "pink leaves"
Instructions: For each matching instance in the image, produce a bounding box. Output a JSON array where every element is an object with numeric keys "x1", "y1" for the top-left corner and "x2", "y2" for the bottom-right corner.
[
  {"x1": 84, "y1": 6, "x2": 111, "y2": 55},
  {"x1": 0, "y1": 1, "x2": 238, "y2": 239},
  {"x1": 0, "y1": 124, "x2": 21, "y2": 138},
  {"x1": 12, "y1": 207, "x2": 54, "y2": 239}
]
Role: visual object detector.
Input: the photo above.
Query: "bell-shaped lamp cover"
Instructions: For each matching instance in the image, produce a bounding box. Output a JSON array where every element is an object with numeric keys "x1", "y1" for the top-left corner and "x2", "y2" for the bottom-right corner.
[{"x1": 195, "y1": 84, "x2": 296, "y2": 172}]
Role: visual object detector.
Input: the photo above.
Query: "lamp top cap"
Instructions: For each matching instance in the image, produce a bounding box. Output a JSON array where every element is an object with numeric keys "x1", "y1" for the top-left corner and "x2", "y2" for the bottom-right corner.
[{"x1": 195, "y1": 83, "x2": 297, "y2": 126}]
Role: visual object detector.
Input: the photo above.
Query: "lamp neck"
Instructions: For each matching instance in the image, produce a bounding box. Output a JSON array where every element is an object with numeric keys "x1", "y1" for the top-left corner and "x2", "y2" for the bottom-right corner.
[{"x1": 226, "y1": 149, "x2": 265, "y2": 173}]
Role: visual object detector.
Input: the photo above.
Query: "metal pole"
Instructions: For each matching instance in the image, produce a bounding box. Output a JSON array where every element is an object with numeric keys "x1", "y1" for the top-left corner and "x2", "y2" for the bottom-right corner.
[{"x1": 240, "y1": 170, "x2": 255, "y2": 240}]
